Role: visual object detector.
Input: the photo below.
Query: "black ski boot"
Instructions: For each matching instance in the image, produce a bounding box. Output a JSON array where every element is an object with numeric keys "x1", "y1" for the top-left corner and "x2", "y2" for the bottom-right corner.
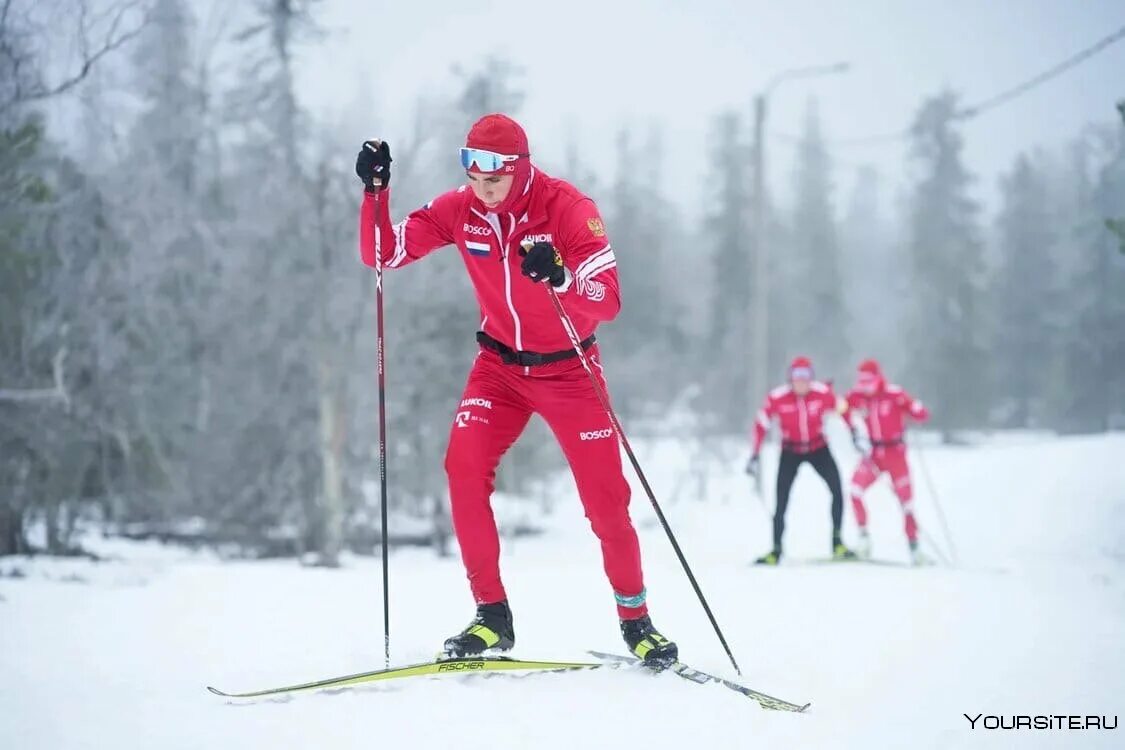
[
  {"x1": 621, "y1": 614, "x2": 678, "y2": 668},
  {"x1": 442, "y1": 600, "x2": 515, "y2": 658},
  {"x1": 832, "y1": 538, "x2": 858, "y2": 561},
  {"x1": 755, "y1": 549, "x2": 781, "y2": 565},
  {"x1": 909, "y1": 539, "x2": 931, "y2": 566}
]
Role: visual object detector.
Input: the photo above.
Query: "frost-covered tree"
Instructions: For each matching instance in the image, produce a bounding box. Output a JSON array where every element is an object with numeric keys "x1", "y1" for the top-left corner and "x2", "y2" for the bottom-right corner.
[{"x1": 903, "y1": 91, "x2": 987, "y2": 435}]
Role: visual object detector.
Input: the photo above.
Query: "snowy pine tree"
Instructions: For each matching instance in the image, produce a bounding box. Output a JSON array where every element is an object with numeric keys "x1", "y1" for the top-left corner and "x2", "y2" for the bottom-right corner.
[
  {"x1": 0, "y1": 10, "x2": 135, "y2": 555},
  {"x1": 784, "y1": 101, "x2": 848, "y2": 380},
  {"x1": 1063, "y1": 123, "x2": 1125, "y2": 431},
  {"x1": 990, "y1": 152, "x2": 1060, "y2": 427},
  {"x1": 904, "y1": 92, "x2": 988, "y2": 435},
  {"x1": 841, "y1": 166, "x2": 905, "y2": 378},
  {"x1": 601, "y1": 126, "x2": 686, "y2": 416},
  {"x1": 216, "y1": 0, "x2": 357, "y2": 563},
  {"x1": 702, "y1": 111, "x2": 751, "y2": 432}
]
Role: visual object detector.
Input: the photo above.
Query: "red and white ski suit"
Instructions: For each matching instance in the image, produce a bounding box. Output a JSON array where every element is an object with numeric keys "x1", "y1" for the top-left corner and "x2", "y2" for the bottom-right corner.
[
  {"x1": 359, "y1": 167, "x2": 649, "y2": 619},
  {"x1": 841, "y1": 385, "x2": 929, "y2": 541},
  {"x1": 751, "y1": 381, "x2": 839, "y2": 455}
]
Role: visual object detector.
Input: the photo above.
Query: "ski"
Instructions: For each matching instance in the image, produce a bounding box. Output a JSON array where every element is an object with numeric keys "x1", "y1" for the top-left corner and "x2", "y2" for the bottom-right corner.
[
  {"x1": 209, "y1": 652, "x2": 811, "y2": 711},
  {"x1": 795, "y1": 556, "x2": 916, "y2": 568},
  {"x1": 206, "y1": 656, "x2": 600, "y2": 699},
  {"x1": 588, "y1": 650, "x2": 811, "y2": 713}
]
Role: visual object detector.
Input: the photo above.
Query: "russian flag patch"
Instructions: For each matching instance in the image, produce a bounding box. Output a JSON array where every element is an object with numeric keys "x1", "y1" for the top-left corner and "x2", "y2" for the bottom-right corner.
[{"x1": 466, "y1": 240, "x2": 490, "y2": 257}]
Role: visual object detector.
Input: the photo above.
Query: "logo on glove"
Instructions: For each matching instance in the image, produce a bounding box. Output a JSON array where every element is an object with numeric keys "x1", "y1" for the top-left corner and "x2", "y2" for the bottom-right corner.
[{"x1": 519, "y1": 240, "x2": 565, "y2": 286}]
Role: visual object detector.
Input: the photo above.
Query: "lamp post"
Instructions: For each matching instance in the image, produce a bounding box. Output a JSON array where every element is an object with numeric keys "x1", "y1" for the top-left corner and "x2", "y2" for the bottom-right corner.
[{"x1": 750, "y1": 62, "x2": 849, "y2": 409}]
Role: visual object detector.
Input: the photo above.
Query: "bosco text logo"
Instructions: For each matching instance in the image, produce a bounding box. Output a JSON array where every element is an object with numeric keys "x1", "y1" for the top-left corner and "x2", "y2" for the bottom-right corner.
[{"x1": 579, "y1": 428, "x2": 614, "y2": 441}]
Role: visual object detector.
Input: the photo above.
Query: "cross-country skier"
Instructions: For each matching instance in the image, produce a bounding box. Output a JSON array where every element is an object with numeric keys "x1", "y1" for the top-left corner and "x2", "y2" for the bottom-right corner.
[
  {"x1": 354, "y1": 114, "x2": 677, "y2": 666},
  {"x1": 841, "y1": 358, "x2": 931, "y2": 564},
  {"x1": 746, "y1": 356, "x2": 856, "y2": 565}
]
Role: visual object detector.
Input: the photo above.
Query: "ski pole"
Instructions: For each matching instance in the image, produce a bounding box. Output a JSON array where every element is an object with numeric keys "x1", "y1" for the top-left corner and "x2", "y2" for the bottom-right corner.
[
  {"x1": 919, "y1": 529, "x2": 952, "y2": 567},
  {"x1": 749, "y1": 461, "x2": 769, "y2": 514},
  {"x1": 370, "y1": 169, "x2": 391, "y2": 668},
  {"x1": 913, "y1": 440, "x2": 958, "y2": 566},
  {"x1": 542, "y1": 283, "x2": 743, "y2": 676}
]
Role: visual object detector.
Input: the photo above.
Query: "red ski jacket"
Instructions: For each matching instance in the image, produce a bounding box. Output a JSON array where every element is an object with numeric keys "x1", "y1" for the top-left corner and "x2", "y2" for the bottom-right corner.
[
  {"x1": 359, "y1": 167, "x2": 619, "y2": 358},
  {"x1": 751, "y1": 381, "x2": 840, "y2": 455},
  {"x1": 842, "y1": 385, "x2": 929, "y2": 447}
]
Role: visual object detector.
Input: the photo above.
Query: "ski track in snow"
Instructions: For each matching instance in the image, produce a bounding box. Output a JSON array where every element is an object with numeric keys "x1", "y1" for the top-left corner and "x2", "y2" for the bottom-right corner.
[{"x1": 2, "y1": 432, "x2": 1123, "y2": 749}]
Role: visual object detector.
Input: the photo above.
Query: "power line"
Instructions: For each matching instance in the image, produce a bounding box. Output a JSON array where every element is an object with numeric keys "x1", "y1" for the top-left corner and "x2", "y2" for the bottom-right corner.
[
  {"x1": 955, "y1": 23, "x2": 1125, "y2": 120},
  {"x1": 774, "y1": 23, "x2": 1125, "y2": 149}
]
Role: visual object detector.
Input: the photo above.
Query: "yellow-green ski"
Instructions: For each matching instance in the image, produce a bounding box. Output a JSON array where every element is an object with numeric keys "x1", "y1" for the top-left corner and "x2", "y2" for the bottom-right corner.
[
  {"x1": 587, "y1": 650, "x2": 811, "y2": 713},
  {"x1": 206, "y1": 656, "x2": 600, "y2": 699}
]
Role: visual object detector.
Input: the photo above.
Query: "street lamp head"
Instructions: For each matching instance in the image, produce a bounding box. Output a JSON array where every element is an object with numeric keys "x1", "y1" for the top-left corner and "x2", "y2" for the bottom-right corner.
[{"x1": 764, "y1": 62, "x2": 851, "y2": 95}]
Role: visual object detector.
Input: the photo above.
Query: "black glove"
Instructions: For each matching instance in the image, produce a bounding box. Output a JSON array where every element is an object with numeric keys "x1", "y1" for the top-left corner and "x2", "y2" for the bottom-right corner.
[
  {"x1": 745, "y1": 454, "x2": 760, "y2": 477},
  {"x1": 519, "y1": 242, "x2": 567, "y2": 287},
  {"x1": 356, "y1": 140, "x2": 392, "y2": 192}
]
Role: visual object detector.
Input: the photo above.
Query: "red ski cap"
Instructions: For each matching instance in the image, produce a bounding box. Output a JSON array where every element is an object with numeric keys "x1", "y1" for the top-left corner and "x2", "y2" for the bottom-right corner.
[
  {"x1": 789, "y1": 355, "x2": 814, "y2": 380},
  {"x1": 857, "y1": 358, "x2": 884, "y2": 390},
  {"x1": 465, "y1": 113, "x2": 530, "y2": 166}
]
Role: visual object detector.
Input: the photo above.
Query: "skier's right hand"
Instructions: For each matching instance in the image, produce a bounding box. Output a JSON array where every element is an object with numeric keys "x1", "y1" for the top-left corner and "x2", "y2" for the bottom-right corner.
[
  {"x1": 519, "y1": 241, "x2": 568, "y2": 287},
  {"x1": 745, "y1": 454, "x2": 760, "y2": 477},
  {"x1": 851, "y1": 429, "x2": 869, "y2": 455},
  {"x1": 356, "y1": 140, "x2": 392, "y2": 192}
]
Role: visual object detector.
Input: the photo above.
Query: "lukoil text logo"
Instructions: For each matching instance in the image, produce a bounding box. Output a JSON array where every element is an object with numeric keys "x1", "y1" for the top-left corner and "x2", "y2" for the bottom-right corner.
[{"x1": 460, "y1": 398, "x2": 493, "y2": 409}]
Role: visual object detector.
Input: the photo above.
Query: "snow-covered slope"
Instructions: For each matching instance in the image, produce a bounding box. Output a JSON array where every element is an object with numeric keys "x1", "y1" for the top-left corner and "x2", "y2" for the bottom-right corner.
[{"x1": 2, "y1": 433, "x2": 1123, "y2": 749}]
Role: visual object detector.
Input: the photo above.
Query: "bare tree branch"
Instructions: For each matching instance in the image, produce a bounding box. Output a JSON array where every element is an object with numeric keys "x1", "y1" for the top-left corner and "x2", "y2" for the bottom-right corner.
[
  {"x1": 34, "y1": 1, "x2": 148, "y2": 99},
  {"x1": 0, "y1": 0, "x2": 151, "y2": 113},
  {"x1": 0, "y1": 347, "x2": 69, "y2": 407},
  {"x1": 1, "y1": 0, "x2": 15, "y2": 32}
]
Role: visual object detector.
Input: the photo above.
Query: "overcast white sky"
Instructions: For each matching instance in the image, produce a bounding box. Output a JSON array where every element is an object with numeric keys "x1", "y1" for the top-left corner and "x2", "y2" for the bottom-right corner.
[{"x1": 264, "y1": 1, "x2": 1124, "y2": 218}]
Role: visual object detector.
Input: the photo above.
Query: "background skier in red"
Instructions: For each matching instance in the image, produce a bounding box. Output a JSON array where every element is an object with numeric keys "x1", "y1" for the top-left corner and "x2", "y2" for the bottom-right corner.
[
  {"x1": 842, "y1": 358, "x2": 931, "y2": 564},
  {"x1": 747, "y1": 356, "x2": 855, "y2": 564},
  {"x1": 354, "y1": 114, "x2": 677, "y2": 665}
]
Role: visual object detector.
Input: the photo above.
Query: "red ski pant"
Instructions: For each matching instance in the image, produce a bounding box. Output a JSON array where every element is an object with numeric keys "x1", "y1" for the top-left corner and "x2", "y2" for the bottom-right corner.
[
  {"x1": 849, "y1": 447, "x2": 918, "y2": 542},
  {"x1": 443, "y1": 348, "x2": 648, "y2": 620}
]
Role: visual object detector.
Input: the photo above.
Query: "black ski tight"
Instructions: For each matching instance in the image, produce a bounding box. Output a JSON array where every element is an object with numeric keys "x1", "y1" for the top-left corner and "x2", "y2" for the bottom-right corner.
[{"x1": 772, "y1": 446, "x2": 844, "y2": 551}]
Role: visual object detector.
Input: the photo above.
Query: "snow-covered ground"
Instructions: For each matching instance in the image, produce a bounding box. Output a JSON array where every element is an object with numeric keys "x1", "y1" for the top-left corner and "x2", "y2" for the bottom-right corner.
[{"x1": 2, "y1": 432, "x2": 1123, "y2": 749}]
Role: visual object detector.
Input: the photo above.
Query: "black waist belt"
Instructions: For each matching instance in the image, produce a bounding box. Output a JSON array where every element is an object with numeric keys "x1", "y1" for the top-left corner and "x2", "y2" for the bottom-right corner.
[
  {"x1": 782, "y1": 439, "x2": 827, "y2": 452},
  {"x1": 871, "y1": 439, "x2": 904, "y2": 447},
  {"x1": 476, "y1": 331, "x2": 595, "y2": 367}
]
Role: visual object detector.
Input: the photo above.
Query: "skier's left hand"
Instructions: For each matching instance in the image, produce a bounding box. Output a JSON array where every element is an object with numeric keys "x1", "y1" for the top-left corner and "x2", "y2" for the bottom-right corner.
[
  {"x1": 356, "y1": 140, "x2": 392, "y2": 192},
  {"x1": 519, "y1": 242, "x2": 568, "y2": 287},
  {"x1": 745, "y1": 455, "x2": 760, "y2": 477}
]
